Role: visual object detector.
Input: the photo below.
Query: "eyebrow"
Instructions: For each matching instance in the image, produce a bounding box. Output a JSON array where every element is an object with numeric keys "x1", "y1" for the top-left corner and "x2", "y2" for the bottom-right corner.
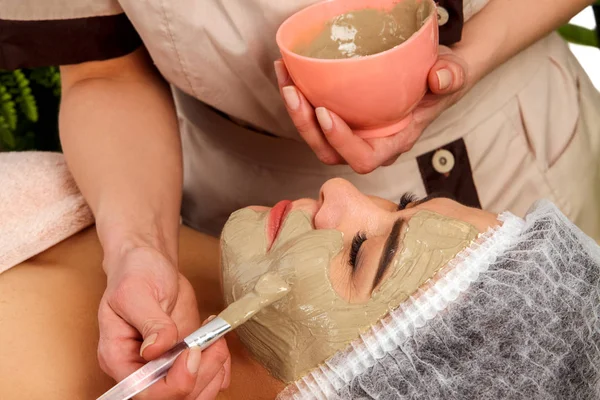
[{"x1": 372, "y1": 218, "x2": 404, "y2": 290}]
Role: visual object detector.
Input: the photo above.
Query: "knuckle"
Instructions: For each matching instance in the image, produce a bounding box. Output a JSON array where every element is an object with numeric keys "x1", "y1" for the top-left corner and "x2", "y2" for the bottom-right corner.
[
  {"x1": 97, "y1": 347, "x2": 109, "y2": 373},
  {"x1": 166, "y1": 378, "x2": 195, "y2": 399},
  {"x1": 294, "y1": 118, "x2": 316, "y2": 136},
  {"x1": 97, "y1": 339, "x2": 116, "y2": 376},
  {"x1": 400, "y1": 137, "x2": 418, "y2": 153},
  {"x1": 402, "y1": 141, "x2": 415, "y2": 152},
  {"x1": 383, "y1": 156, "x2": 399, "y2": 166},
  {"x1": 172, "y1": 383, "x2": 193, "y2": 398},
  {"x1": 97, "y1": 299, "x2": 111, "y2": 322},
  {"x1": 140, "y1": 318, "x2": 168, "y2": 338},
  {"x1": 352, "y1": 161, "x2": 375, "y2": 174},
  {"x1": 318, "y1": 153, "x2": 340, "y2": 165}
]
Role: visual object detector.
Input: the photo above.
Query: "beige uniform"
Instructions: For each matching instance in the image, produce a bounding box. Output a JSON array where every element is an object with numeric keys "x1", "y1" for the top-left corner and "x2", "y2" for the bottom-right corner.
[{"x1": 2, "y1": 0, "x2": 599, "y2": 239}]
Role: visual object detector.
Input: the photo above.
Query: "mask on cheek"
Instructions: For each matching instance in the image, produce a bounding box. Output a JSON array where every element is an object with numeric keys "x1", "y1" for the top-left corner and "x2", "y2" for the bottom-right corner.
[{"x1": 221, "y1": 209, "x2": 478, "y2": 382}]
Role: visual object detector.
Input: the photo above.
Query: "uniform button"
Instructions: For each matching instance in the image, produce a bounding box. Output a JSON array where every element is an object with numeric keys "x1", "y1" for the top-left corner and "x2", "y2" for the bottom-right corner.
[
  {"x1": 432, "y1": 149, "x2": 454, "y2": 174},
  {"x1": 437, "y1": 6, "x2": 450, "y2": 26}
]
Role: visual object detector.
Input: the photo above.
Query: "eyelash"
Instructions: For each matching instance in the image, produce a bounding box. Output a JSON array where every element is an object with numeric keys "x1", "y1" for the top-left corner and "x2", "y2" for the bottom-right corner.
[
  {"x1": 349, "y1": 231, "x2": 367, "y2": 271},
  {"x1": 349, "y1": 193, "x2": 414, "y2": 271},
  {"x1": 398, "y1": 192, "x2": 418, "y2": 210}
]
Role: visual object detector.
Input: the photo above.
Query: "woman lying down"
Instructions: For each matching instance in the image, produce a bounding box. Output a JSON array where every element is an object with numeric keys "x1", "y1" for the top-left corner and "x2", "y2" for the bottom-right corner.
[{"x1": 1, "y1": 154, "x2": 600, "y2": 400}]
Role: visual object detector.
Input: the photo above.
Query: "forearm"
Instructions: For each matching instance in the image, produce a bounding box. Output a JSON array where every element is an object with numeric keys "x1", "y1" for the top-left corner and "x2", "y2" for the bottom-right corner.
[
  {"x1": 59, "y1": 51, "x2": 182, "y2": 268},
  {"x1": 454, "y1": 0, "x2": 594, "y2": 86}
]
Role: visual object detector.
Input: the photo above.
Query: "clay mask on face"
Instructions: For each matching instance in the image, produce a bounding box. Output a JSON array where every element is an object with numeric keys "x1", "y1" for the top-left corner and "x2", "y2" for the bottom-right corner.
[
  {"x1": 218, "y1": 271, "x2": 290, "y2": 328},
  {"x1": 220, "y1": 209, "x2": 478, "y2": 382},
  {"x1": 295, "y1": 0, "x2": 433, "y2": 59}
]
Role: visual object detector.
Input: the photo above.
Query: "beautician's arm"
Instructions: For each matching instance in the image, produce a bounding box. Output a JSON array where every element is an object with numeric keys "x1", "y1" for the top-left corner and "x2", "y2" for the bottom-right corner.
[
  {"x1": 59, "y1": 48, "x2": 230, "y2": 399},
  {"x1": 454, "y1": 0, "x2": 594, "y2": 88},
  {"x1": 60, "y1": 48, "x2": 181, "y2": 268},
  {"x1": 281, "y1": 0, "x2": 594, "y2": 173}
]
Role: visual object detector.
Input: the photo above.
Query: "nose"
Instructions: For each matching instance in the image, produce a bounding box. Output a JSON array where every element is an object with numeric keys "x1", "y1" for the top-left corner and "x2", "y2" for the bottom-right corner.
[{"x1": 314, "y1": 178, "x2": 370, "y2": 230}]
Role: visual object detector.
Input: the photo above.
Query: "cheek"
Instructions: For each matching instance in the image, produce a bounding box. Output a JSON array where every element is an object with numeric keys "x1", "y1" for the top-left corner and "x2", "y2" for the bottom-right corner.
[
  {"x1": 327, "y1": 254, "x2": 354, "y2": 301},
  {"x1": 325, "y1": 247, "x2": 379, "y2": 304}
]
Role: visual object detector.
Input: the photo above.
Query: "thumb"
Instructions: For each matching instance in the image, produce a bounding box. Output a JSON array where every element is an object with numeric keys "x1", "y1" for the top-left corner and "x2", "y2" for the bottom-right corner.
[
  {"x1": 113, "y1": 287, "x2": 180, "y2": 361},
  {"x1": 427, "y1": 48, "x2": 467, "y2": 95}
]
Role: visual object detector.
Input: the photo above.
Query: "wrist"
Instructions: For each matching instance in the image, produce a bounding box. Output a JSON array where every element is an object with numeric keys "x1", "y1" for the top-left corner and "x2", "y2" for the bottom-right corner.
[
  {"x1": 97, "y1": 215, "x2": 179, "y2": 275},
  {"x1": 450, "y1": 9, "x2": 509, "y2": 92},
  {"x1": 450, "y1": 40, "x2": 495, "y2": 95}
]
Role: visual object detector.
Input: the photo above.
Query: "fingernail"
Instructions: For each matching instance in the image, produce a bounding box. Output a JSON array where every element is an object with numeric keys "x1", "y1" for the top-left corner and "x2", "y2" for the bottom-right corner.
[
  {"x1": 187, "y1": 347, "x2": 202, "y2": 374},
  {"x1": 274, "y1": 61, "x2": 289, "y2": 86},
  {"x1": 139, "y1": 333, "x2": 158, "y2": 357},
  {"x1": 436, "y1": 69, "x2": 452, "y2": 90},
  {"x1": 282, "y1": 86, "x2": 300, "y2": 111},
  {"x1": 315, "y1": 107, "x2": 333, "y2": 131},
  {"x1": 202, "y1": 315, "x2": 217, "y2": 326}
]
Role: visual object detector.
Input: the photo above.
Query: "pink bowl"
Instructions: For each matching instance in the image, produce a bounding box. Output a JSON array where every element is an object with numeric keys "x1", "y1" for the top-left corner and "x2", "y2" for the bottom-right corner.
[{"x1": 276, "y1": 0, "x2": 438, "y2": 138}]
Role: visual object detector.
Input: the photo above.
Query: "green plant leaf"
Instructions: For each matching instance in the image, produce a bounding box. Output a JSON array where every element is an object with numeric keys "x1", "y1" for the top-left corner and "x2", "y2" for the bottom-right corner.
[
  {"x1": 0, "y1": 114, "x2": 16, "y2": 149},
  {"x1": 0, "y1": 67, "x2": 62, "y2": 152},
  {"x1": 29, "y1": 66, "x2": 61, "y2": 94},
  {"x1": 558, "y1": 24, "x2": 598, "y2": 47},
  {"x1": 13, "y1": 70, "x2": 39, "y2": 122},
  {"x1": 0, "y1": 85, "x2": 17, "y2": 130}
]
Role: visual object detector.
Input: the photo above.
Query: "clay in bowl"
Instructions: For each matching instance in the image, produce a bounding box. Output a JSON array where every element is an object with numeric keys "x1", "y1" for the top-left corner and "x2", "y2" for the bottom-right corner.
[{"x1": 276, "y1": 0, "x2": 438, "y2": 138}]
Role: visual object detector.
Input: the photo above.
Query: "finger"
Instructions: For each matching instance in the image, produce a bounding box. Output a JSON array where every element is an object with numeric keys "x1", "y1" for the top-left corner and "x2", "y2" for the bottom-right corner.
[
  {"x1": 428, "y1": 47, "x2": 468, "y2": 95},
  {"x1": 316, "y1": 108, "x2": 380, "y2": 174},
  {"x1": 281, "y1": 85, "x2": 344, "y2": 165},
  {"x1": 197, "y1": 365, "x2": 228, "y2": 400},
  {"x1": 411, "y1": 94, "x2": 455, "y2": 127},
  {"x1": 134, "y1": 347, "x2": 199, "y2": 400},
  {"x1": 220, "y1": 348, "x2": 232, "y2": 390},
  {"x1": 129, "y1": 316, "x2": 228, "y2": 399},
  {"x1": 193, "y1": 337, "x2": 230, "y2": 394},
  {"x1": 98, "y1": 331, "x2": 145, "y2": 380},
  {"x1": 274, "y1": 59, "x2": 293, "y2": 88},
  {"x1": 98, "y1": 301, "x2": 148, "y2": 379},
  {"x1": 283, "y1": 86, "x2": 345, "y2": 165},
  {"x1": 368, "y1": 123, "x2": 423, "y2": 157},
  {"x1": 274, "y1": 60, "x2": 343, "y2": 165},
  {"x1": 169, "y1": 275, "x2": 201, "y2": 337},
  {"x1": 382, "y1": 155, "x2": 400, "y2": 167},
  {"x1": 187, "y1": 316, "x2": 231, "y2": 398},
  {"x1": 164, "y1": 348, "x2": 201, "y2": 397},
  {"x1": 197, "y1": 317, "x2": 231, "y2": 391},
  {"x1": 108, "y1": 283, "x2": 179, "y2": 361}
]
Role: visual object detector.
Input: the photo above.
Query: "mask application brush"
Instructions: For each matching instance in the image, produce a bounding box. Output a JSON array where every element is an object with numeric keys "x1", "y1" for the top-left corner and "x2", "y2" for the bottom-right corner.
[{"x1": 96, "y1": 271, "x2": 289, "y2": 400}]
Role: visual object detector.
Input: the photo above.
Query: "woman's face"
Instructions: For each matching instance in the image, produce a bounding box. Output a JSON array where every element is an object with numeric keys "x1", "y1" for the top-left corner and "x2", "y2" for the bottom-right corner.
[
  {"x1": 220, "y1": 178, "x2": 498, "y2": 382},
  {"x1": 245, "y1": 178, "x2": 497, "y2": 302}
]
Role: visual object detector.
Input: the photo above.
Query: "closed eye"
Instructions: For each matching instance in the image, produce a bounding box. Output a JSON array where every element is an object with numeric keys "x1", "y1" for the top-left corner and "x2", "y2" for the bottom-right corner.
[
  {"x1": 398, "y1": 192, "x2": 418, "y2": 210},
  {"x1": 349, "y1": 231, "x2": 366, "y2": 272},
  {"x1": 397, "y1": 192, "x2": 455, "y2": 210}
]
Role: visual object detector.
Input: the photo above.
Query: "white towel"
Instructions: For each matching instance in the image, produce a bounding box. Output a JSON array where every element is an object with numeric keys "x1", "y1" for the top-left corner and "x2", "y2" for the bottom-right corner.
[{"x1": 0, "y1": 151, "x2": 94, "y2": 274}]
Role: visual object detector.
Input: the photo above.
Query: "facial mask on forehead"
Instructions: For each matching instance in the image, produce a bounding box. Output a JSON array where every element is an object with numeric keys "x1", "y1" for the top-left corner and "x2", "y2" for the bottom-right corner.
[{"x1": 221, "y1": 208, "x2": 478, "y2": 382}]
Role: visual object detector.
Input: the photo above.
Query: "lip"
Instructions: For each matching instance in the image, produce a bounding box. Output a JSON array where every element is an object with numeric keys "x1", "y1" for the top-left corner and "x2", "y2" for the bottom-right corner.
[{"x1": 267, "y1": 200, "x2": 293, "y2": 250}]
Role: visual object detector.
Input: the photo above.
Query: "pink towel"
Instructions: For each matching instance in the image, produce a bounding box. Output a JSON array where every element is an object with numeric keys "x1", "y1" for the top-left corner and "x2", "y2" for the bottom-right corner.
[{"x1": 0, "y1": 151, "x2": 94, "y2": 274}]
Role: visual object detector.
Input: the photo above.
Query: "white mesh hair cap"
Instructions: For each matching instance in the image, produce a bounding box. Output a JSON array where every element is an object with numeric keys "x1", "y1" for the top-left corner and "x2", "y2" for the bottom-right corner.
[{"x1": 277, "y1": 200, "x2": 600, "y2": 399}]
